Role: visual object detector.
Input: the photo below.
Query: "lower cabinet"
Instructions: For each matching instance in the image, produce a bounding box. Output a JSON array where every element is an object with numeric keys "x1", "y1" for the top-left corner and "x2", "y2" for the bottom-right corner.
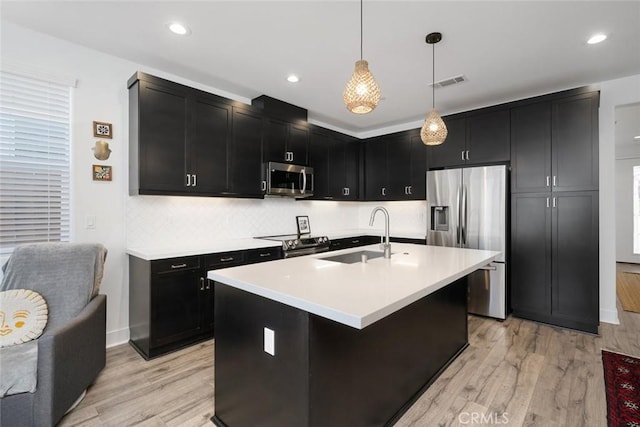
[
  {"x1": 129, "y1": 247, "x2": 282, "y2": 359},
  {"x1": 511, "y1": 191, "x2": 599, "y2": 333},
  {"x1": 328, "y1": 235, "x2": 426, "y2": 251}
]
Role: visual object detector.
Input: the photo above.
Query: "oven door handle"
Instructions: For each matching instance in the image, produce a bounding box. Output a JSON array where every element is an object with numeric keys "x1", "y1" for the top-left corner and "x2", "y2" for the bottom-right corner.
[{"x1": 300, "y1": 168, "x2": 306, "y2": 195}]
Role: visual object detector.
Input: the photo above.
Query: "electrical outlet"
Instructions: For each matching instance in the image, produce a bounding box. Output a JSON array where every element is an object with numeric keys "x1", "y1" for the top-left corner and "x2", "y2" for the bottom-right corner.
[
  {"x1": 86, "y1": 215, "x2": 96, "y2": 229},
  {"x1": 264, "y1": 327, "x2": 275, "y2": 356}
]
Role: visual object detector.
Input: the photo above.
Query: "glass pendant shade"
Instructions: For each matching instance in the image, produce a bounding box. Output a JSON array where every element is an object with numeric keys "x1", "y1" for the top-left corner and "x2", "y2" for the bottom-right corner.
[
  {"x1": 343, "y1": 60, "x2": 381, "y2": 114},
  {"x1": 420, "y1": 108, "x2": 448, "y2": 145}
]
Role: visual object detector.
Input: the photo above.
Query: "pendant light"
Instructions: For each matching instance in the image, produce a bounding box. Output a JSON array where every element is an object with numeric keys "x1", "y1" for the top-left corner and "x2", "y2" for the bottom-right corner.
[
  {"x1": 421, "y1": 32, "x2": 448, "y2": 146},
  {"x1": 343, "y1": 0, "x2": 381, "y2": 114}
]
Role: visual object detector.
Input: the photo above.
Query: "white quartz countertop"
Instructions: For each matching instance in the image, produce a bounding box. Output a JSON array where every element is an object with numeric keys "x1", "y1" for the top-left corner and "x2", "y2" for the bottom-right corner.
[
  {"x1": 126, "y1": 229, "x2": 425, "y2": 260},
  {"x1": 127, "y1": 238, "x2": 281, "y2": 260},
  {"x1": 208, "y1": 243, "x2": 500, "y2": 329}
]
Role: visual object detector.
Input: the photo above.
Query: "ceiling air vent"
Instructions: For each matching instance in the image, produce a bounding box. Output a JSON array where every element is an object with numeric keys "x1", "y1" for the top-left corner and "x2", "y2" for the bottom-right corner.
[{"x1": 429, "y1": 75, "x2": 467, "y2": 89}]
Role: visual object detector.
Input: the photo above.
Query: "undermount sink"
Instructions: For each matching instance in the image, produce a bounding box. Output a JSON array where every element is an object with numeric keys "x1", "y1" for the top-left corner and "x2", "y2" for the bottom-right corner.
[{"x1": 319, "y1": 250, "x2": 388, "y2": 264}]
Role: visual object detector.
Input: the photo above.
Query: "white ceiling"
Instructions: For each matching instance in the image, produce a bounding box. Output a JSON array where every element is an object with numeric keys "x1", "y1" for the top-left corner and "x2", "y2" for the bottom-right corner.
[{"x1": 2, "y1": 1, "x2": 639, "y2": 135}]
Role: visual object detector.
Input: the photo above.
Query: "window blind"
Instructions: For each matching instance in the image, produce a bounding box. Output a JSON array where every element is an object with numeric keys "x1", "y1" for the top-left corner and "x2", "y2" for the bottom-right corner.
[{"x1": 0, "y1": 70, "x2": 71, "y2": 255}]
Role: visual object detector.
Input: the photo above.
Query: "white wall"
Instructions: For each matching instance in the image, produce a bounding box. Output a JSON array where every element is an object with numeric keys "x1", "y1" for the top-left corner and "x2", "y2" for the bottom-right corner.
[
  {"x1": 3, "y1": 20, "x2": 637, "y2": 344},
  {"x1": 599, "y1": 74, "x2": 640, "y2": 325}
]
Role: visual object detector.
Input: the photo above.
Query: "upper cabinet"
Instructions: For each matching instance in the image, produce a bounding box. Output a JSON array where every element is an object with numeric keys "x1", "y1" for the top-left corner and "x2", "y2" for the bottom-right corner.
[
  {"x1": 308, "y1": 127, "x2": 360, "y2": 200},
  {"x1": 252, "y1": 95, "x2": 309, "y2": 165},
  {"x1": 428, "y1": 109, "x2": 510, "y2": 169},
  {"x1": 263, "y1": 118, "x2": 309, "y2": 165},
  {"x1": 511, "y1": 90, "x2": 599, "y2": 193},
  {"x1": 129, "y1": 72, "x2": 263, "y2": 198},
  {"x1": 364, "y1": 130, "x2": 427, "y2": 201}
]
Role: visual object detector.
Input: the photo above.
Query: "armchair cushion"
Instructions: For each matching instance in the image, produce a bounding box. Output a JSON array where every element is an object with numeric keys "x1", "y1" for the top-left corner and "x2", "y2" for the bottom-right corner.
[{"x1": 0, "y1": 289, "x2": 48, "y2": 347}]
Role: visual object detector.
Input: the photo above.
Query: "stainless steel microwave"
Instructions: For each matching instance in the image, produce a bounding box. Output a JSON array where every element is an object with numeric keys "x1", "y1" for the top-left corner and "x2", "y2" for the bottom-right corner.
[{"x1": 264, "y1": 162, "x2": 314, "y2": 198}]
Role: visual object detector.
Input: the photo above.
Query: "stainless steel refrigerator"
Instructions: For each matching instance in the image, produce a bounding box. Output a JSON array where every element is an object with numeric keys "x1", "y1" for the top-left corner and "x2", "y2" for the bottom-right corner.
[{"x1": 426, "y1": 165, "x2": 507, "y2": 319}]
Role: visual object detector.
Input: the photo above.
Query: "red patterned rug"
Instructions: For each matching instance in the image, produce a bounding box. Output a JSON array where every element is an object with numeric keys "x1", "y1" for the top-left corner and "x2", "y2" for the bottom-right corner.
[{"x1": 602, "y1": 350, "x2": 640, "y2": 426}]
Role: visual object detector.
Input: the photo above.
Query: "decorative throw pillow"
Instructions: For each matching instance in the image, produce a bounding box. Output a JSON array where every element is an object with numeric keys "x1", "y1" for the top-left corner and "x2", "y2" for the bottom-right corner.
[{"x1": 0, "y1": 289, "x2": 48, "y2": 347}]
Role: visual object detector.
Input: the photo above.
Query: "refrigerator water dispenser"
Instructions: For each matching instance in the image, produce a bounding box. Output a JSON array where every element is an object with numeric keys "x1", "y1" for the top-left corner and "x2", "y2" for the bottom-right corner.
[{"x1": 430, "y1": 206, "x2": 449, "y2": 231}]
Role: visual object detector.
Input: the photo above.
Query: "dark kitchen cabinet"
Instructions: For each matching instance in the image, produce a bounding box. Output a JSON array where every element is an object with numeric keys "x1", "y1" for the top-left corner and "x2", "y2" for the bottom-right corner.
[
  {"x1": 511, "y1": 191, "x2": 599, "y2": 333},
  {"x1": 365, "y1": 137, "x2": 389, "y2": 200},
  {"x1": 191, "y1": 92, "x2": 232, "y2": 194},
  {"x1": 129, "y1": 255, "x2": 209, "y2": 359},
  {"x1": 129, "y1": 246, "x2": 282, "y2": 359},
  {"x1": 511, "y1": 102, "x2": 552, "y2": 193},
  {"x1": 229, "y1": 107, "x2": 264, "y2": 197},
  {"x1": 427, "y1": 117, "x2": 466, "y2": 169},
  {"x1": 329, "y1": 235, "x2": 380, "y2": 251},
  {"x1": 263, "y1": 118, "x2": 309, "y2": 165},
  {"x1": 131, "y1": 78, "x2": 190, "y2": 194},
  {"x1": 427, "y1": 110, "x2": 510, "y2": 169},
  {"x1": 551, "y1": 92, "x2": 599, "y2": 192},
  {"x1": 308, "y1": 130, "x2": 331, "y2": 198},
  {"x1": 511, "y1": 91, "x2": 599, "y2": 193},
  {"x1": 365, "y1": 131, "x2": 427, "y2": 200},
  {"x1": 129, "y1": 72, "x2": 263, "y2": 198},
  {"x1": 309, "y1": 128, "x2": 360, "y2": 200}
]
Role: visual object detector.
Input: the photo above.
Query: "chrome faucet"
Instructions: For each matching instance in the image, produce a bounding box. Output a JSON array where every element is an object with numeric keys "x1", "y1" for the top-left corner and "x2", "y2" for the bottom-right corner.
[{"x1": 369, "y1": 206, "x2": 391, "y2": 259}]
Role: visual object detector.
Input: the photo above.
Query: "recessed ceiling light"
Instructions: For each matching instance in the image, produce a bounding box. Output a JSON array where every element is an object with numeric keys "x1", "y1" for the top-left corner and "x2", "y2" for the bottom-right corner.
[
  {"x1": 168, "y1": 22, "x2": 190, "y2": 36},
  {"x1": 287, "y1": 74, "x2": 300, "y2": 83},
  {"x1": 587, "y1": 33, "x2": 607, "y2": 44},
  {"x1": 634, "y1": 135, "x2": 640, "y2": 140}
]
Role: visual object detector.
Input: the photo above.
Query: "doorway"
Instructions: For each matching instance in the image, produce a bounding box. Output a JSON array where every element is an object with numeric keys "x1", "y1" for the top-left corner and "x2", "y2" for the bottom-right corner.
[{"x1": 615, "y1": 102, "x2": 640, "y2": 314}]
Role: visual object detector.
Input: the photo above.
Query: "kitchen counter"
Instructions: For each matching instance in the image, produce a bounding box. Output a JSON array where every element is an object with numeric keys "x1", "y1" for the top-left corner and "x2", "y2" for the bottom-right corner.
[
  {"x1": 211, "y1": 243, "x2": 500, "y2": 427},
  {"x1": 208, "y1": 243, "x2": 500, "y2": 329},
  {"x1": 126, "y1": 229, "x2": 425, "y2": 260},
  {"x1": 126, "y1": 238, "x2": 280, "y2": 260}
]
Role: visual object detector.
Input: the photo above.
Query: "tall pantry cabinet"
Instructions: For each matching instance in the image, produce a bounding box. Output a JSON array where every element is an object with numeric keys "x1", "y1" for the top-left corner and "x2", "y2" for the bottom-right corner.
[{"x1": 510, "y1": 90, "x2": 599, "y2": 333}]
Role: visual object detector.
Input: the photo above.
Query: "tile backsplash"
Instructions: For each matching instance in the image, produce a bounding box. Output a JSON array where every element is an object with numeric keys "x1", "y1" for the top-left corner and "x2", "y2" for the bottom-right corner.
[{"x1": 126, "y1": 195, "x2": 426, "y2": 248}]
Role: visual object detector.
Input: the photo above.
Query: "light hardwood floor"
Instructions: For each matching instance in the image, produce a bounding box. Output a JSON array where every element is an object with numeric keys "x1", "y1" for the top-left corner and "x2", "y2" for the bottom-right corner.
[{"x1": 59, "y1": 300, "x2": 640, "y2": 426}]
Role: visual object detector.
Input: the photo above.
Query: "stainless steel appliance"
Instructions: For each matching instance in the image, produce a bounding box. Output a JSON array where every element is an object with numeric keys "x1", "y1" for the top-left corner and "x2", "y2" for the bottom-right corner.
[
  {"x1": 427, "y1": 165, "x2": 507, "y2": 319},
  {"x1": 257, "y1": 234, "x2": 330, "y2": 258},
  {"x1": 264, "y1": 162, "x2": 313, "y2": 198}
]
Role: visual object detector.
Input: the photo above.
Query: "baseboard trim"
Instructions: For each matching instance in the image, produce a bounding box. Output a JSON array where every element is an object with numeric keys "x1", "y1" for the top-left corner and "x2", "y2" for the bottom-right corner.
[
  {"x1": 600, "y1": 308, "x2": 620, "y2": 325},
  {"x1": 106, "y1": 327, "x2": 130, "y2": 348}
]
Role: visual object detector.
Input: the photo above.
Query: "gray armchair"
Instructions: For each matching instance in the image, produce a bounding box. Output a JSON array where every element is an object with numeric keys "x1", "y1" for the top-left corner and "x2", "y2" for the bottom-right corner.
[{"x1": 0, "y1": 243, "x2": 107, "y2": 427}]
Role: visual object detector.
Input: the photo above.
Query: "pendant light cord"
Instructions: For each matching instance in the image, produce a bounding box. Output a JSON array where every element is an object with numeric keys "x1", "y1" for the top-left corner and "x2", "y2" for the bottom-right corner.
[
  {"x1": 432, "y1": 41, "x2": 435, "y2": 109},
  {"x1": 360, "y1": 0, "x2": 363, "y2": 60}
]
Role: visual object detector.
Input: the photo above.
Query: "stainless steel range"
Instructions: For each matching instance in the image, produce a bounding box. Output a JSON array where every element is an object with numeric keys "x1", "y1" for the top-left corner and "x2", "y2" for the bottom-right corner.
[{"x1": 257, "y1": 234, "x2": 331, "y2": 258}]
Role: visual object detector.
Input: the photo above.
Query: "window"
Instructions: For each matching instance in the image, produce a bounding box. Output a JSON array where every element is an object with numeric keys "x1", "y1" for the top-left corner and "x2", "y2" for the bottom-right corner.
[{"x1": 0, "y1": 70, "x2": 71, "y2": 255}]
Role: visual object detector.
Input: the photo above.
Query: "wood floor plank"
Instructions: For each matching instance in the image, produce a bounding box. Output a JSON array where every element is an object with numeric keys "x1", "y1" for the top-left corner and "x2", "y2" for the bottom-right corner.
[
  {"x1": 617, "y1": 272, "x2": 640, "y2": 313},
  {"x1": 57, "y1": 295, "x2": 640, "y2": 427}
]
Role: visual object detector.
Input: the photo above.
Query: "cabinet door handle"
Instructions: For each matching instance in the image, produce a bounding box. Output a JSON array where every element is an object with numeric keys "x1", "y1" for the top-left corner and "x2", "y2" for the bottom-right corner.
[
  {"x1": 546, "y1": 197, "x2": 550, "y2": 208},
  {"x1": 381, "y1": 187, "x2": 386, "y2": 196},
  {"x1": 346, "y1": 187, "x2": 350, "y2": 196},
  {"x1": 465, "y1": 150, "x2": 470, "y2": 160},
  {"x1": 220, "y1": 256, "x2": 234, "y2": 262},
  {"x1": 352, "y1": 239, "x2": 360, "y2": 244},
  {"x1": 553, "y1": 175, "x2": 557, "y2": 186},
  {"x1": 552, "y1": 197, "x2": 556, "y2": 208},
  {"x1": 261, "y1": 180, "x2": 267, "y2": 191},
  {"x1": 186, "y1": 174, "x2": 191, "y2": 187},
  {"x1": 461, "y1": 150, "x2": 465, "y2": 161},
  {"x1": 171, "y1": 263, "x2": 187, "y2": 269},
  {"x1": 290, "y1": 151, "x2": 294, "y2": 162},
  {"x1": 408, "y1": 186, "x2": 412, "y2": 195},
  {"x1": 259, "y1": 252, "x2": 271, "y2": 257},
  {"x1": 192, "y1": 174, "x2": 197, "y2": 187},
  {"x1": 200, "y1": 277, "x2": 205, "y2": 291},
  {"x1": 342, "y1": 188, "x2": 347, "y2": 196},
  {"x1": 206, "y1": 280, "x2": 211, "y2": 290},
  {"x1": 546, "y1": 176, "x2": 550, "y2": 187}
]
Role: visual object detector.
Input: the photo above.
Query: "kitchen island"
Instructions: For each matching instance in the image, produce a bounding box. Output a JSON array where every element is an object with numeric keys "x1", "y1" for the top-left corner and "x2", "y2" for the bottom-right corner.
[{"x1": 208, "y1": 243, "x2": 500, "y2": 427}]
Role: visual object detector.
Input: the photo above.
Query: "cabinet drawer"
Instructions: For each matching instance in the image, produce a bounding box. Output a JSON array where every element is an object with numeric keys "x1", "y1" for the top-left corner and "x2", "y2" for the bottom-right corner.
[
  {"x1": 152, "y1": 256, "x2": 201, "y2": 274},
  {"x1": 246, "y1": 247, "x2": 283, "y2": 264},
  {"x1": 205, "y1": 251, "x2": 246, "y2": 269}
]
